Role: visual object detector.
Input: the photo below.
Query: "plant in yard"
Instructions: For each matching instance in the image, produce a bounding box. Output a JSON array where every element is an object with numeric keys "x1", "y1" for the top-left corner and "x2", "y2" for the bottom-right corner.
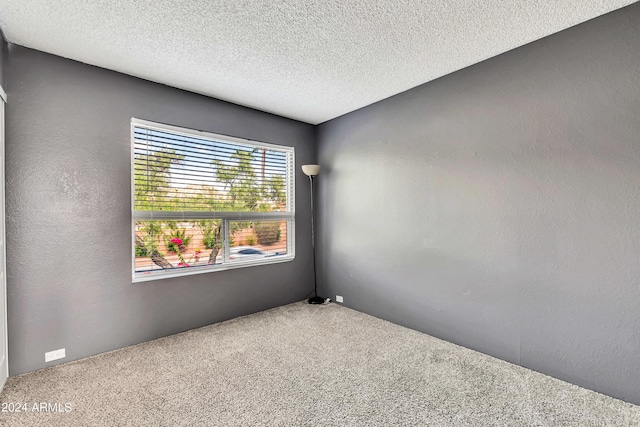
[
  {"x1": 136, "y1": 221, "x2": 162, "y2": 254},
  {"x1": 135, "y1": 234, "x2": 172, "y2": 269},
  {"x1": 176, "y1": 247, "x2": 202, "y2": 268},
  {"x1": 197, "y1": 220, "x2": 223, "y2": 264},
  {"x1": 135, "y1": 245, "x2": 147, "y2": 257},
  {"x1": 245, "y1": 233, "x2": 256, "y2": 246},
  {"x1": 254, "y1": 222, "x2": 281, "y2": 246},
  {"x1": 133, "y1": 146, "x2": 184, "y2": 211},
  {"x1": 164, "y1": 228, "x2": 192, "y2": 254},
  {"x1": 168, "y1": 237, "x2": 184, "y2": 254},
  {"x1": 200, "y1": 221, "x2": 221, "y2": 250}
]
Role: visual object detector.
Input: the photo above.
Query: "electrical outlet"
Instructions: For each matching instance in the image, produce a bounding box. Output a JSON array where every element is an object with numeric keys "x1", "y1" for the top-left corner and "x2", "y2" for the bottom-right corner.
[
  {"x1": 336, "y1": 295, "x2": 344, "y2": 303},
  {"x1": 45, "y1": 348, "x2": 66, "y2": 363}
]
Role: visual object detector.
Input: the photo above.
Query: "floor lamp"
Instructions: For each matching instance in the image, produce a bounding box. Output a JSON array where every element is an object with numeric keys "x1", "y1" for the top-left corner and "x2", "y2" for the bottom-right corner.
[{"x1": 302, "y1": 164, "x2": 325, "y2": 304}]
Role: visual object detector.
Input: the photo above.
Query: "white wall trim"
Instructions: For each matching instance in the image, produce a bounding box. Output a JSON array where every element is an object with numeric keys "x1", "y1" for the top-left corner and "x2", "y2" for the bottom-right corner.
[{"x1": 0, "y1": 85, "x2": 6, "y2": 102}]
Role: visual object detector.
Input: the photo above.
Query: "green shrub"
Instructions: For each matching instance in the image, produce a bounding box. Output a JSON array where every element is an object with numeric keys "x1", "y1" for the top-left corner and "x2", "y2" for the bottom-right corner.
[
  {"x1": 254, "y1": 222, "x2": 281, "y2": 246},
  {"x1": 199, "y1": 220, "x2": 221, "y2": 250},
  {"x1": 136, "y1": 221, "x2": 162, "y2": 256}
]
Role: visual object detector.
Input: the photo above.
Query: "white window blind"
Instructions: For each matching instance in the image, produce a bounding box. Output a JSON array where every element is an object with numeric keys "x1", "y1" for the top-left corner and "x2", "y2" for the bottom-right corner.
[{"x1": 131, "y1": 118, "x2": 295, "y2": 282}]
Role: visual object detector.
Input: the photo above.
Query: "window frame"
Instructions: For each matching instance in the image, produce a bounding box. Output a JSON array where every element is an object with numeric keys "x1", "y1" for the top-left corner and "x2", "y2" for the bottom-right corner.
[{"x1": 131, "y1": 118, "x2": 295, "y2": 283}]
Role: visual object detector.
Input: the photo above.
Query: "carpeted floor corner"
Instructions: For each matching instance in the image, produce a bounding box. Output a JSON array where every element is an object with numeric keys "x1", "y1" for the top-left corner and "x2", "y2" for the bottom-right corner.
[{"x1": 0, "y1": 301, "x2": 638, "y2": 426}]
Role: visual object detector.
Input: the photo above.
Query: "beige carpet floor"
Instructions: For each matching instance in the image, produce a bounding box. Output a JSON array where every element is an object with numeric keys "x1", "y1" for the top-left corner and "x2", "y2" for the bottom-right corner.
[{"x1": 0, "y1": 302, "x2": 639, "y2": 426}]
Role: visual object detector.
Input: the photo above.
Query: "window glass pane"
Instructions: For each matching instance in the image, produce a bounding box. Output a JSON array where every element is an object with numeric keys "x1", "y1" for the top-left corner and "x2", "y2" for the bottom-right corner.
[
  {"x1": 229, "y1": 220, "x2": 288, "y2": 262},
  {"x1": 132, "y1": 119, "x2": 295, "y2": 281},
  {"x1": 134, "y1": 127, "x2": 289, "y2": 213},
  {"x1": 134, "y1": 220, "x2": 222, "y2": 274}
]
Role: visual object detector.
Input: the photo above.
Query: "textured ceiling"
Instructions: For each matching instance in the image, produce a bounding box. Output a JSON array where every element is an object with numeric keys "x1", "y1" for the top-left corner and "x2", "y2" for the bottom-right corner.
[{"x1": 0, "y1": 1, "x2": 636, "y2": 124}]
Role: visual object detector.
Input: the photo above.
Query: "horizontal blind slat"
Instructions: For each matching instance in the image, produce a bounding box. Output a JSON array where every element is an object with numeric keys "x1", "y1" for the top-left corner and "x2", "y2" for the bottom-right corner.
[{"x1": 133, "y1": 211, "x2": 294, "y2": 221}]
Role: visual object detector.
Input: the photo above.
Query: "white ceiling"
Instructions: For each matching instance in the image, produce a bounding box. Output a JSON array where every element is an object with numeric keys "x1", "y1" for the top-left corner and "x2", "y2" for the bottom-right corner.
[{"x1": 0, "y1": 1, "x2": 636, "y2": 124}]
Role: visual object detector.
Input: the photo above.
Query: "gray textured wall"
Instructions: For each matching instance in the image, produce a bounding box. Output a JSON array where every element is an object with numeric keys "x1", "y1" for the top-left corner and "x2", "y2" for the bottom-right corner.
[
  {"x1": 0, "y1": 32, "x2": 6, "y2": 91},
  {"x1": 5, "y1": 46, "x2": 316, "y2": 375},
  {"x1": 317, "y1": 4, "x2": 640, "y2": 404}
]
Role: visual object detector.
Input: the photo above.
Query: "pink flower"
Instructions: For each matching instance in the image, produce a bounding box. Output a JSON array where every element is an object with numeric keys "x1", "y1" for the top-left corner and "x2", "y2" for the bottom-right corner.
[
  {"x1": 170, "y1": 238, "x2": 183, "y2": 245},
  {"x1": 177, "y1": 262, "x2": 189, "y2": 267}
]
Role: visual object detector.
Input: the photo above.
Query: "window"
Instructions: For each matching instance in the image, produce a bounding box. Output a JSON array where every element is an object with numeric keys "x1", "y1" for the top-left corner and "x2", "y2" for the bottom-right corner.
[{"x1": 131, "y1": 118, "x2": 295, "y2": 282}]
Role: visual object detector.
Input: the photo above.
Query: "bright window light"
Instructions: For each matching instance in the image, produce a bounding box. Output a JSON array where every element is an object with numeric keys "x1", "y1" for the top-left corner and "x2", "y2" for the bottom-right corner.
[{"x1": 131, "y1": 118, "x2": 295, "y2": 282}]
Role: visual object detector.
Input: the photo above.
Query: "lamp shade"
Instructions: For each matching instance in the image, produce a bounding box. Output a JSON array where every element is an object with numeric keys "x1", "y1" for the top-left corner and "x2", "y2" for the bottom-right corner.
[{"x1": 301, "y1": 164, "x2": 321, "y2": 176}]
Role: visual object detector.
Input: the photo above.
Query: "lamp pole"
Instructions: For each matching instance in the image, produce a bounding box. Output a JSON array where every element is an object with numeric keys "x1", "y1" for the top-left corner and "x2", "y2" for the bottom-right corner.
[{"x1": 302, "y1": 165, "x2": 324, "y2": 304}]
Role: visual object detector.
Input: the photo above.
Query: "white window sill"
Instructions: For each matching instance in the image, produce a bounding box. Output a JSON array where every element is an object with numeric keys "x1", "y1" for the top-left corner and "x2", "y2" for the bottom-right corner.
[{"x1": 132, "y1": 254, "x2": 295, "y2": 283}]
